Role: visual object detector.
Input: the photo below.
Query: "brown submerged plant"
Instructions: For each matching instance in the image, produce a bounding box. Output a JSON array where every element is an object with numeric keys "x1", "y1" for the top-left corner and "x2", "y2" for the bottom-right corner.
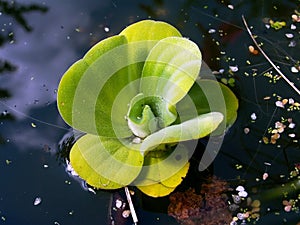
[{"x1": 168, "y1": 176, "x2": 232, "y2": 225}]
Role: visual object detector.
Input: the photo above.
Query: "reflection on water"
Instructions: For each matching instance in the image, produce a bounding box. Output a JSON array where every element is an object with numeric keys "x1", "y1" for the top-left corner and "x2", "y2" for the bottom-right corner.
[{"x1": 0, "y1": 0, "x2": 299, "y2": 225}]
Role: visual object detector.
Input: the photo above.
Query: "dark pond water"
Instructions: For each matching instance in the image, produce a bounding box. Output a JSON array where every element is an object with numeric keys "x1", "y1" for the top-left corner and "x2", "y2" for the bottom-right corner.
[{"x1": 0, "y1": 0, "x2": 299, "y2": 225}]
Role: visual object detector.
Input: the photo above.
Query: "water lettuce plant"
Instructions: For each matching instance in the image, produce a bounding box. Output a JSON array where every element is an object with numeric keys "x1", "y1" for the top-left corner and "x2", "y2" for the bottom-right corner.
[{"x1": 57, "y1": 20, "x2": 238, "y2": 197}]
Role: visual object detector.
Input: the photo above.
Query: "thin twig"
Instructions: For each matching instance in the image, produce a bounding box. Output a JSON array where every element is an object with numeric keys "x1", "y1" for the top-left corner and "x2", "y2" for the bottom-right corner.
[
  {"x1": 242, "y1": 15, "x2": 300, "y2": 96},
  {"x1": 124, "y1": 187, "x2": 138, "y2": 225}
]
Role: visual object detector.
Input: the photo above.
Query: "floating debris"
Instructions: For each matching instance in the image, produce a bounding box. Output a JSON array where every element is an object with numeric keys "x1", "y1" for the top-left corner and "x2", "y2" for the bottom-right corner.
[
  {"x1": 264, "y1": 162, "x2": 272, "y2": 166},
  {"x1": 269, "y1": 20, "x2": 286, "y2": 30},
  {"x1": 122, "y1": 210, "x2": 131, "y2": 218},
  {"x1": 292, "y1": 14, "x2": 300, "y2": 22},
  {"x1": 227, "y1": 4, "x2": 234, "y2": 10},
  {"x1": 244, "y1": 127, "x2": 250, "y2": 134},
  {"x1": 248, "y1": 45, "x2": 259, "y2": 55},
  {"x1": 104, "y1": 26, "x2": 110, "y2": 32},
  {"x1": 232, "y1": 194, "x2": 241, "y2": 204},
  {"x1": 288, "y1": 40, "x2": 296, "y2": 47},
  {"x1": 290, "y1": 24, "x2": 297, "y2": 30},
  {"x1": 250, "y1": 113, "x2": 257, "y2": 121},
  {"x1": 262, "y1": 172, "x2": 269, "y2": 180},
  {"x1": 33, "y1": 197, "x2": 42, "y2": 206},
  {"x1": 115, "y1": 199, "x2": 122, "y2": 209},
  {"x1": 291, "y1": 66, "x2": 299, "y2": 73},
  {"x1": 168, "y1": 176, "x2": 232, "y2": 225},
  {"x1": 282, "y1": 199, "x2": 296, "y2": 212},
  {"x1": 236, "y1": 186, "x2": 248, "y2": 197},
  {"x1": 208, "y1": 28, "x2": 216, "y2": 34},
  {"x1": 229, "y1": 65, "x2": 239, "y2": 72},
  {"x1": 275, "y1": 100, "x2": 284, "y2": 108},
  {"x1": 285, "y1": 33, "x2": 294, "y2": 39}
]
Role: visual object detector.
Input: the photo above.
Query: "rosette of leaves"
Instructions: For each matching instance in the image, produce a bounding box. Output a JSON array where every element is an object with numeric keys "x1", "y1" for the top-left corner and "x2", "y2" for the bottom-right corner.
[{"x1": 57, "y1": 20, "x2": 238, "y2": 197}]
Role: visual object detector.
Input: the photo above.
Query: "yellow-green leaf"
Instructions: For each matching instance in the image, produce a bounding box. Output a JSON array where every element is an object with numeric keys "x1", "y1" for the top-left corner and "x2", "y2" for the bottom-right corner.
[
  {"x1": 140, "y1": 37, "x2": 202, "y2": 105},
  {"x1": 136, "y1": 159, "x2": 190, "y2": 197},
  {"x1": 140, "y1": 112, "x2": 223, "y2": 152},
  {"x1": 70, "y1": 134, "x2": 144, "y2": 189}
]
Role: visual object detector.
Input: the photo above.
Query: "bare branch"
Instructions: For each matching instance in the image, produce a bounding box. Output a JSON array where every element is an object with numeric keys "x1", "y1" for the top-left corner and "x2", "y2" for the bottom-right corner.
[{"x1": 124, "y1": 187, "x2": 138, "y2": 225}]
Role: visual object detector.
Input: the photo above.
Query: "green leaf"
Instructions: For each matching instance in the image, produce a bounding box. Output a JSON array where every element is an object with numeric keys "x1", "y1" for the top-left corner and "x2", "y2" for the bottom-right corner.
[
  {"x1": 137, "y1": 182, "x2": 176, "y2": 198},
  {"x1": 177, "y1": 79, "x2": 238, "y2": 128},
  {"x1": 119, "y1": 20, "x2": 183, "y2": 88},
  {"x1": 120, "y1": 20, "x2": 182, "y2": 43},
  {"x1": 136, "y1": 162, "x2": 189, "y2": 197},
  {"x1": 69, "y1": 134, "x2": 144, "y2": 189},
  {"x1": 57, "y1": 35, "x2": 137, "y2": 137},
  {"x1": 135, "y1": 148, "x2": 190, "y2": 197},
  {"x1": 127, "y1": 93, "x2": 177, "y2": 138},
  {"x1": 140, "y1": 37, "x2": 202, "y2": 105},
  {"x1": 140, "y1": 112, "x2": 223, "y2": 152},
  {"x1": 57, "y1": 20, "x2": 184, "y2": 138}
]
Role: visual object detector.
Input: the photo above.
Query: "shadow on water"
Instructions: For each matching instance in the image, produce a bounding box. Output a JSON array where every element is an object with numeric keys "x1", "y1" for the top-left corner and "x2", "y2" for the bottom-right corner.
[{"x1": 0, "y1": 0, "x2": 299, "y2": 224}]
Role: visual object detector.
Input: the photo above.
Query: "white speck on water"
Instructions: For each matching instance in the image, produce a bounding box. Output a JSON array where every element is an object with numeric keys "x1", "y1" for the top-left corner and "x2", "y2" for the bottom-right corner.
[
  {"x1": 115, "y1": 199, "x2": 122, "y2": 208},
  {"x1": 288, "y1": 40, "x2": 296, "y2": 47},
  {"x1": 288, "y1": 133, "x2": 296, "y2": 138},
  {"x1": 2, "y1": 110, "x2": 8, "y2": 116},
  {"x1": 237, "y1": 213, "x2": 246, "y2": 220},
  {"x1": 88, "y1": 187, "x2": 96, "y2": 194},
  {"x1": 33, "y1": 197, "x2": 42, "y2": 206},
  {"x1": 285, "y1": 33, "x2": 294, "y2": 38},
  {"x1": 227, "y1": 4, "x2": 234, "y2": 10},
  {"x1": 289, "y1": 98, "x2": 294, "y2": 104},
  {"x1": 238, "y1": 190, "x2": 248, "y2": 197},
  {"x1": 208, "y1": 28, "x2": 216, "y2": 34},
  {"x1": 250, "y1": 113, "x2": 257, "y2": 120},
  {"x1": 275, "y1": 100, "x2": 284, "y2": 108},
  {"x1": 229, "y1": 65, "x2": 238, "y2": 72},
  {"x1": 43, "y1": 164, "x2": 49, "y2": 168},
  {"x1": 288, "y1": 122, "x2": 296, "y2": 129},
  {"x1": 235, "y1": 185, "x2": 244, "y2": 192},
  {"x1": 104, "y1": 26, "x2": 110, "y2": 32},
  {"x1": 262, "y1": 172, "x2": 268, "y2": 180},
  {"x1": 291, "y1": 66, "x2": 299, "y2": 73},
  {"x1": 291, "y1": 24, "x2": 296, "y2": 30},
  {"x1": 219, "y1": 68, "x2": 225, "y2": 73}
]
